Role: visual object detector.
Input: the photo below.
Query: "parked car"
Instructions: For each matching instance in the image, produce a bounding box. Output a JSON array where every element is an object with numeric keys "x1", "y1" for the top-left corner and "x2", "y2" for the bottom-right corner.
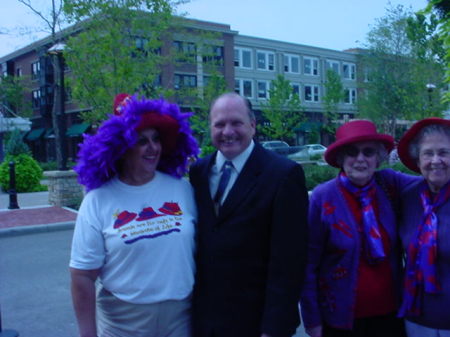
[
  {"x1": 288, "y1": 144, "x2": 327, "y2": 161},
  {"x1": 260, "y1": 140, "x2": 290, "y2": 155}
]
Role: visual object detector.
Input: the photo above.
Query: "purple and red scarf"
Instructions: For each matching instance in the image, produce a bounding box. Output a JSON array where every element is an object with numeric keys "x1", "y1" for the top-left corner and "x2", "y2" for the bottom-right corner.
[
  {"x1": 399, "y1": 181, "x2": 450, "y2": 316},
  {"x1": 339, "y1": 172, "x2": 386, "y2": 264}
]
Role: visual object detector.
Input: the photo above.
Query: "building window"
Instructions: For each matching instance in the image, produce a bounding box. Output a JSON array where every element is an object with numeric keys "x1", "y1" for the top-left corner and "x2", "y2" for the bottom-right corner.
[
  {"x1": 64, "y1": 87, "x2": 72, "y2": 102},
  {"x1": 363, "y1": 68, "x2": 373, "y2": 82},
  {"x1": 257, "y1": 80, "x2": 271, "y2": 99},
  {"x1": 203, "y1": 45, "x2": 224, "y2": 66},
  {"x1": 32, "y1": 90, "x2": 41, "y2": 108},
  {"x1": 326, "y1": 60, "x2": 340, "y2": 74},
  {"x1": 344, "y1": 88, "x2": 357, "y2": 104},
  {"x1": 31, "y1": 61, "x2": 40, "y2": 80},
  {"x1": 304, "y1": 84, "x2": 320, "y2": 102},
  {"x1": 291, "y1": 83, "x2": 300, "y2": 97},
  {"x1": 173, "y1": 41, "x2": 197, "y2": 63},
  {"x1": 304, "y1": 57, "x2": 319, "y2": 76},
  {"x1": 257, "y1": 51, "x2": 275, "y2": 71},
  {"x1": 16, "y1": 68, "x2": 22, "y2": 77},
  {"x1": 343, "y1": 62, "x2": 356, "y2": 80},
  {"x1": 174, "y1": 74, "x2": 197, "y2": 89},
  {"x1": 0, "y1": 63, "x2": 7, "y2": 77},
  {"x1": 235, "y1": 78, "x2": 253, "y2": 98},
  {"x1": 135, "y1": 37, "x2": 150, "y2": 50},
  {"x1": 234, "y1": 48, "x2": 252, "y2": 69},
  {"x1": 284, "y1": 54, "x2": 299, "y2": 73}
]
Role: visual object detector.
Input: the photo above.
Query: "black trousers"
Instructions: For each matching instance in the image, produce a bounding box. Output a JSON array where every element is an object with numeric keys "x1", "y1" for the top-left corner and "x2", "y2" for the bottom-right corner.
[{"x1": 323, "y1": 313, "x2": 406, "y2": 337}]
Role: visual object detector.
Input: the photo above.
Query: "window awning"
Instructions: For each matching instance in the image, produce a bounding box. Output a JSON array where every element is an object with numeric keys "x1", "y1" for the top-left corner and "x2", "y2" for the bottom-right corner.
[
  {"x1": 66, "y1": 123, "x2": 90, "y2": 137},
  {"x1": 25, "y1": 128, "x2": 45, "y2": 141},
  {"x1": 45, "y1": 128, "x2": 54, "y2": 138}
]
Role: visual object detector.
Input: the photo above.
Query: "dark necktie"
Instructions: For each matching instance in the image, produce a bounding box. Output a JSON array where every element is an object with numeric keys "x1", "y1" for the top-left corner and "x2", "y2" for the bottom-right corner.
[{"x1": 214, "y1": 160, "x2": 233, "y2": 204}]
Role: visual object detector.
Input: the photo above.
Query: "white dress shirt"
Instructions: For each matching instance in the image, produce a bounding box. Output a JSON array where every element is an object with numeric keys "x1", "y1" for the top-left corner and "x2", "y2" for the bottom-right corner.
[{"x1": 209, "y1": 140, "x2": 255, "y2": 205}]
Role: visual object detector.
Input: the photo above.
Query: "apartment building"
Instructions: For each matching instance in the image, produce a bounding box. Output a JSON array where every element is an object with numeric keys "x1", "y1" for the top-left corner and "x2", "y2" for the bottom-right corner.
[
  {"x1": 0, "y1": 18, "x2": 236, "y2": 162},
  {"x1": 234, "y1": 35, "x2": 359, "y2": 143},
  {"x1": 0, "y1": 16, "x2": 361, "y2": 162}
]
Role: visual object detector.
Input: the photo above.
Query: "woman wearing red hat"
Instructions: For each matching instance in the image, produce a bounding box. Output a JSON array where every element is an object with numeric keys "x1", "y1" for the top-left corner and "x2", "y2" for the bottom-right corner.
[
  {"x1": 397, "y1": 117, "x2": 450, "y2": 337},
  {"x1": 69, "y1": 94, "x2": 199, "y2": 337},
  {"x1": 300, "y1": 120, "x2": 417, "y2": 337}
]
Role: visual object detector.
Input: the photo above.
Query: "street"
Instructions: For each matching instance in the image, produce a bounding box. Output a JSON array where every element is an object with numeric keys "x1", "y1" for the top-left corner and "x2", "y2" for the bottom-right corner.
[
  {"x1": 0, "y1": 228, "x2": 306, "y2": 337},
  {"x1": 0, "y1": 229, "x2": 78, "y2": 337}
]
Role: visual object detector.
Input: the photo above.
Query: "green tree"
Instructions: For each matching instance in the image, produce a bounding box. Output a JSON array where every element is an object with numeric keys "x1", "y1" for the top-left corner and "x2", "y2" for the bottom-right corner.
[
  {"x1": 190, "y1": 71, "x2": 227, "y2": 155},
  {"x1": 0, "y1": 75, "x2": 31, "y2": 117},
  {"x1": 259, "y1": 75, "x2": 304, "y2": 143},
  {"x1": 422, "y1": 0, "x2": 450, "y2": 104},
  {"x1": 63, "y1": 0, "x2": 178, "y2": 125},
  {"x1": 358, "y1": 3, "x2": 447, "y2": 137},
  {"x1": 322, "y1": 69, "x2": 344, "y2": 134},
  {"x1": 16, "y1": 0, "x2": 67, "y2": 169},
  {"x1": 5, "y1": 129, "x2": 30, "y2": 156}
]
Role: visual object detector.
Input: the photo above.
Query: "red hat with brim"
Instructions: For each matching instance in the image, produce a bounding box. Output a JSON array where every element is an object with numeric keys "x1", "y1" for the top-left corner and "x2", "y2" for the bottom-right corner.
[
  {"x1": 325, "y1": 120, "x2": 394, "y2": 168},
  {"x1": 398, "y1": 117, "x2": 450, "y2": 173},
  {"x1": 114, "y1": 93, "x2": 179, "y2": 154},
  {"x1": 135, "y1": 112, "x2": 179, "y2": 154}
]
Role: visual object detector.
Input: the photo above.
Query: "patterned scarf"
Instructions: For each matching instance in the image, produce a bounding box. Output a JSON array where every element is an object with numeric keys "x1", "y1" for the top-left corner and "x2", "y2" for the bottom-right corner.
[
  {"x1": 399, "y1": 181, "x2": 450, "y2": 316},
  {"x1": 339, "y1": 172, "x2": 386, "y2": 264}
]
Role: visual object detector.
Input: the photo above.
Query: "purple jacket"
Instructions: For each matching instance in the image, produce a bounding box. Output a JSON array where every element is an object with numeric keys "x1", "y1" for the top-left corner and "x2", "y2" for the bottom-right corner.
[
  {"x1": 399, "y1": 179, "x2": 450, "y2": 329},
  {"x1": 300, "y1": 169, "x2": 417, "y2": 329}
]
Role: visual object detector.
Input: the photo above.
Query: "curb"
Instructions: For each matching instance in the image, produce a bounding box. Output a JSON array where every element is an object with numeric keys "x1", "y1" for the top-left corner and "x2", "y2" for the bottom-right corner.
[{"x1": 0, "y1": 221, "x2": 75, "y2": 238}]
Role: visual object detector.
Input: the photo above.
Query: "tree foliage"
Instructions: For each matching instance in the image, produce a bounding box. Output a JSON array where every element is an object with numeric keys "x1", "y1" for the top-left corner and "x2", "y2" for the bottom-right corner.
[
  {"x1": 423, "y1": 0, "x2": 450, "y2": 104},
  {"x1": 63, "y1": 0, "x2": 177, "y2": 124},
  {"x1": 189, "y1": 71, "x2": 227, "y2": 154},
  {"x1": 16, "y1": 0, "x2": 67, "y2": 169},
  {"x1": 358, "y1": 3, "x2": 447, "y2": 137},
  {"x1": 259, "y1": 75, "x2": 304, "y2": 143},
  {"x1": 0, "y1": 75, "x2": 31, "y2": 117},
  {"x1": 5, "y1": 129, "x2": 30, "y2": 156},
  {"x1": 322, "y1": 69, "x2": 344, "y2": 134}
]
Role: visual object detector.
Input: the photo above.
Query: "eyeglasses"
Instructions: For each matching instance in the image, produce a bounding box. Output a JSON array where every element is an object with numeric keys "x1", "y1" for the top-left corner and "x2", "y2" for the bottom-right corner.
[{"x1": 344, "y1": 146, "x2": 377, "y2": 158}]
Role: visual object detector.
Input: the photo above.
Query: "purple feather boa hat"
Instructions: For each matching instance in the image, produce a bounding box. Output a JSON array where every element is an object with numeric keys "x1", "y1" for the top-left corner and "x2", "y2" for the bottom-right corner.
[{"x1": 74, "y1": 94, "x2": 199, "y2": 191}]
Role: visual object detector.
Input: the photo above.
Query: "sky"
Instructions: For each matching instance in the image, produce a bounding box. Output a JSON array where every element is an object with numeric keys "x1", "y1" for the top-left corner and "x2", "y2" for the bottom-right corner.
[{"x1": 0, "y1": 0, "x2": 429, "y2": 58}]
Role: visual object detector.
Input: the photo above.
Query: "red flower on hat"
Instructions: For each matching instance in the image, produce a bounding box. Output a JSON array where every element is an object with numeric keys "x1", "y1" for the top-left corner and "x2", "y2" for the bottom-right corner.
[{"x1": 113, "y1": 93, "x2": 131, "y2": 116}]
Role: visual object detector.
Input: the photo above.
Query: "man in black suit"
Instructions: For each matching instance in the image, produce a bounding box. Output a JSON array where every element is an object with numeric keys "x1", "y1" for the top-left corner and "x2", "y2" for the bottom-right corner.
[{"x1": 189, "y1": 92, "x2": 309, "y2": 337}]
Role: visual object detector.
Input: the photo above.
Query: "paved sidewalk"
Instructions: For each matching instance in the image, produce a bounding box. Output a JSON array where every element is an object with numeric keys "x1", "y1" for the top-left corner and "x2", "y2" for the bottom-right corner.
[
  {"x1": 0, "y1": 191, "x2": 50, "y2": 209},
  {"x1": 0, "y1": 191, "x2": 77, "y2": 237}
]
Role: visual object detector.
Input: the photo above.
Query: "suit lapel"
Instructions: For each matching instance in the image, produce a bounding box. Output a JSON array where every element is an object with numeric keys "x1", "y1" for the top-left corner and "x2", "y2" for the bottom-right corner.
[
  {"x1": 195, "y1": 153, "x2": 217, "y2": 218},
  {"x1": 218, "y1": 145, "x2": 265, "y2": 220}
]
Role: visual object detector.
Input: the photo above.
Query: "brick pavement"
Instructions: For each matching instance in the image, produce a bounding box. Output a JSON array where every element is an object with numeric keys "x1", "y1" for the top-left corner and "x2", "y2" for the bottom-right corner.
[{"x1": 0, "y1": 206, "x2": 77, "y2": 229}]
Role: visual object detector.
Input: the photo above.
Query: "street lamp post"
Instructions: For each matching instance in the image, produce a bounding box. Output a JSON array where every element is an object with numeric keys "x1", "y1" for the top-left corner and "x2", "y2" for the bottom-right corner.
[
  {"x1": 48, "y1": 43, "x2": 67, "y2": 171},
  {"x1": 426, "y1": 83, "x2": 436, "y2": 116}
]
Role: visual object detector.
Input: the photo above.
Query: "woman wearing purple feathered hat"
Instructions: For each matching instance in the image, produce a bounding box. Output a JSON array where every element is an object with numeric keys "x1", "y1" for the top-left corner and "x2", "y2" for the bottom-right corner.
[{"x1": 69, "y1": 94, "x2": 199, "y2": 337}]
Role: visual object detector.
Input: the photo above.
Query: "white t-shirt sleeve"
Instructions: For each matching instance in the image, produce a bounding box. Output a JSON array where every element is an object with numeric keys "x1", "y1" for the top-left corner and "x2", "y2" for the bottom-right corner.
[{"x1": 70, "y1": 192, "x2": 106, "y2": 270}]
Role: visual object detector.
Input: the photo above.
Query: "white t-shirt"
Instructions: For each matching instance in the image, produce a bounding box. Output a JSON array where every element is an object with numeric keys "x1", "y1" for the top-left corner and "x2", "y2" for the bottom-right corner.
[{"x1": 70, "y1": 172, "x2": 197, "y2": 304}]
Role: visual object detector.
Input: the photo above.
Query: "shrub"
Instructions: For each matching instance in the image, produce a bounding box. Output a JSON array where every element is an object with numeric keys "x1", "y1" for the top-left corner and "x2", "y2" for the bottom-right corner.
[
  {"x1": 0, "y1": 154, "x2": 44, "y2": 192},
  {"x1": 38, "y1": 160, "x2": 76, "y2": 171},
  {"x1": 303, "y1": 164, "x2": 339, "y2": 191},
  {"x1": 39, "y1": 161, "x2": 58, "y2": 171},
  {"x1": 381, "y1": 161, "x2": 419, "y2": 175},
  {"x1": 302, "y1": 160, "x2": 419, "y2": 192}
]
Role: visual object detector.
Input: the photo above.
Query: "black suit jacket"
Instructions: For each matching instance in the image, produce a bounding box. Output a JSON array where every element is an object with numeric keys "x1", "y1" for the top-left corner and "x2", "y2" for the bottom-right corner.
[{"x1": 189, "y1": 143, "x2": 309, "y2": 337}]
